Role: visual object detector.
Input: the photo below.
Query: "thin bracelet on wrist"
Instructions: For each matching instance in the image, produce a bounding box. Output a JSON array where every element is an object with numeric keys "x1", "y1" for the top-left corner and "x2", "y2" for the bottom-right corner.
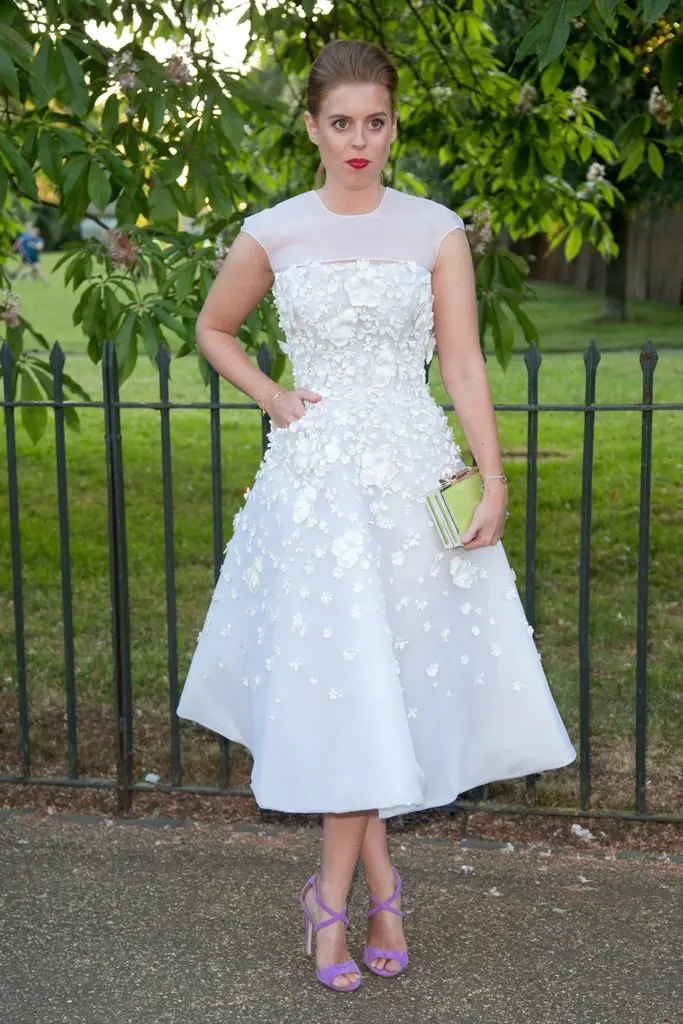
[{"x1": 255, "y1": 382, "x2": 283, "y2": 413}]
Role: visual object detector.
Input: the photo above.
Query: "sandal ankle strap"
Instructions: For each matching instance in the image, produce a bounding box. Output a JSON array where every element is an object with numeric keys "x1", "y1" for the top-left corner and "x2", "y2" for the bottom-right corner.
[{"x1": 366, "y1": 866, "x2": 403, "y2": 919}]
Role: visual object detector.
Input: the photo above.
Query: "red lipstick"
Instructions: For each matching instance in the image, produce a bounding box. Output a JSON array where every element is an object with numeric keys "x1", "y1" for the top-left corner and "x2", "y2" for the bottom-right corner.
[{"x1": 347, "y1": 159, "x2": 369, "y2": 169}]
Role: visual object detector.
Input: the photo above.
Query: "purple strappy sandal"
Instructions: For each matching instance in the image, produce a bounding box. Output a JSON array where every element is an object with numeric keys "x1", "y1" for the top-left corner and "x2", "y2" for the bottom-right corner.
[
  {"x1": 299, "y1": 873, "x2": 361, "y2": 993},
  {"x1": 363, "y1": 866, "x2": 409, "y2": 978}
]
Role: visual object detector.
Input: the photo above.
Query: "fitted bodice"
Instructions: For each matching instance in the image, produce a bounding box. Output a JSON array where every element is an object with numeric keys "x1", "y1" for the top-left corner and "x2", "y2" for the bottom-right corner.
[{"x1": 273, "y1": 260, "x2": 435, "y2": 399}]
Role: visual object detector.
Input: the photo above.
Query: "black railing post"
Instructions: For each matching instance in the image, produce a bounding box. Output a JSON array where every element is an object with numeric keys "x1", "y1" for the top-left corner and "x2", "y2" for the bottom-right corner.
[
  {"x1": 0, "y1": 343, "x2": 30, "y2": 776},
  {"x1": 578, "y1": 340, "x2": 600, "y2": 812},
  {"x1": 208, "y1": 362, "x2": 231, "y2": 787},
  {"x1": 635, "y1": 341, "x2": 657, "y2": 814},
  {"x1": 102, "y1": 341, "x2": 134, "y2": 813},
  {"x1": 157, "y1": 345, "x2": 181, "y2": 787},
  {"x1": 257, "y1": 342, "x2": 273, "y2": 454},
  {"x1": 523, "y1": 342, "x2": 542, "y2": 799},
  {"x1": 51, "y1": 342, "x2": 78, "y2": 778}
]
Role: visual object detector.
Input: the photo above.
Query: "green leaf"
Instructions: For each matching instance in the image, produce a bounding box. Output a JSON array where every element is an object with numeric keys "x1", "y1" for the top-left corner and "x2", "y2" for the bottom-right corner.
[
  {"x1": 617, "y1": 140, "x2": 644, "y2": 181},
  {"x1": 58, "y1": 42, "x2": 89, "y2": 117},
  {"x1": 148, "y1": 183, "x2": 177, "y2": 225},
  {"x1": 31, "y1": 37, "x2": 55, "y2": 107},
  {"x1": 540, "y1": 61, "x2": 564, "y2": 96},
  {"x1": 592, "y1": 0, "x2": 619, "y2": 23},
  {"x1": 537, "y1": 1, "x2": 571, "y2": 70},
  {"x1": 88, "y1": 161, "x2": 111, "y2": 212},
  {"x1": 37, "y1": 129, "x2": 62, "y2": 185},
  {"x1": 20, "y1": 368, "x2": 47, "y2": 444},
  {"x1": 564, "y1": 225, "x2": 583, "y2": 261},
  {"x1": 218, "y1": 94, "x2": 244, "y2": 153},
  {"x1": 661, "y1": 34, "x2": 683, "y2": 100},
  {"x1": 647, "y1": 142, "x2": 664, "y2": 178},
  {"x1": 642, "y1": 0, "x2": 671, "y2": 28},
  {"x1": 0, "y1": 48, "x2": 20, "y2": 97},
  {"x1": 0, "y1": 133, "x2": 37, "y2": 198},
  {"x1": 101, "y1": 94, "x2": 120, "y2": 138},
  {"x1": 578, "y1": 40, "x2": 596, "y2": 82},
  {"x1": 115, "y1": 309, "x2": 138, "y2": 383}
]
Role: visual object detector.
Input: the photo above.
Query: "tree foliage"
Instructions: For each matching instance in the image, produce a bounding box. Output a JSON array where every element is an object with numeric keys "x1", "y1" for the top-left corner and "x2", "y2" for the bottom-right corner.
[{"x1": 1, "y1": 0, "x2": 661, "y2": 440}]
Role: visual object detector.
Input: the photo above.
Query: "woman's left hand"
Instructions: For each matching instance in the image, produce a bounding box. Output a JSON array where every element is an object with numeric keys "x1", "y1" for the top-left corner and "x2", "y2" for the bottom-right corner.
[{"x1": 460, "y1": 483, "x2": 508, "y2": 550}]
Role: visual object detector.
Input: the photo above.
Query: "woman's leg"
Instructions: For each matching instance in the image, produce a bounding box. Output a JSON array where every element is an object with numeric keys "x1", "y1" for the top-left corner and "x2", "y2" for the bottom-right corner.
[
  {"x1": 303, "y1": 810, "x2": 372, "y2": 988},
  {"x1": 359, "y1": 813, "x2": 408, "y2": 973}
]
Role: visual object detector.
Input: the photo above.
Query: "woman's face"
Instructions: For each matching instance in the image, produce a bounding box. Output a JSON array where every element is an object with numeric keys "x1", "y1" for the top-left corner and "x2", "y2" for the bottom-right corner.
[{"x1": 305, "y1": 82, "x2": 397, "y2": 189}]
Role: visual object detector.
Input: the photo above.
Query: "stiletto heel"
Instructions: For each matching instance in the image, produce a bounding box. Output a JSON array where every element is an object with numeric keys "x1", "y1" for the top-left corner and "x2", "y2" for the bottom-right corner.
[
  {"x1": 363, "y1": 866, "x2": 409, "y2": 978},
  {"x1": 299, "y1": 873, "x2": 361, "y2": 992}
]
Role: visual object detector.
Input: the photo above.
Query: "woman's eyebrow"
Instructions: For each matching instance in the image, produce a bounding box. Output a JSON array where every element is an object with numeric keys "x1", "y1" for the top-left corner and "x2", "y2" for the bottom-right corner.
[{"x1": 326, "y1": 111, "x2": 389, "y2": 120}]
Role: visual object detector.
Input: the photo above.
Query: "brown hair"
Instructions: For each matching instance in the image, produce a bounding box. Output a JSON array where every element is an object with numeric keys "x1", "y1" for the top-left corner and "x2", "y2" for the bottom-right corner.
[{"x1": 307, "y1": 40, "x2": 398, "y2": 189}]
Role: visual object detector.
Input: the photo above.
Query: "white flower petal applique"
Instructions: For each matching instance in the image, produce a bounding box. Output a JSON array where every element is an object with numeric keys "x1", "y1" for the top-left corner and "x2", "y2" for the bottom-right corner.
[
  {"x1": 460, "y1": 654, "x2": 470, "y2": 664},
  {"x1": 292, "y1": 484, "x2": 317, "y2": 524},
  {"x1": 460, "y1": 601, "x2": 472, "y2": 616},
  {"x1": 450, "y1": 555, "x2": 479, "y2": 588},
  {"x1": 512, "y1": 680, "x2": 523, "y2": 691},
  {"x1": 359, "y1": 443, "x2": 397, "y2": 490},
  {"x1": 425, "y1": 663, "x2": 439, "y2": 678},
  {"x1": 374, "y1": 348, "x2": 397, "y2": 387},
  {"x1": 243, "y1": 556, "x2": 262, "y2": 593},
  {"x1": 489, "y1": 642, "x2": 502, "y2": 657},
  {"x1": 391, "y1": 551, "x2": 405, "y2": 566},
  {"x1": 331, "y1": 529, "x2": 365, "y2": 568}
]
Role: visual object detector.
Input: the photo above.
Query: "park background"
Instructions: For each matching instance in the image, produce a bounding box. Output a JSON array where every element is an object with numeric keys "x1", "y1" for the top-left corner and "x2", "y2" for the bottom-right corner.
[{"x1": 1, "y1": 1, "x2": 682, "y2": 824}]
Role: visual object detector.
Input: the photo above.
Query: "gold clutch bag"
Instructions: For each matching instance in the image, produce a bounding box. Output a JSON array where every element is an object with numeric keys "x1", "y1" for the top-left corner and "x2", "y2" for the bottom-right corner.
[{"x1": 425, "y1": 466, "x2": 482, "y2": 549}]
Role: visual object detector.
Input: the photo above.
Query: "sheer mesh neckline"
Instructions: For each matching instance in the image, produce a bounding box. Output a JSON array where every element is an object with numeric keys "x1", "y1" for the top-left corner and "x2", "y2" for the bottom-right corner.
[{"x1": 311, "y1": 186, "x2": 391, "y2": 218}]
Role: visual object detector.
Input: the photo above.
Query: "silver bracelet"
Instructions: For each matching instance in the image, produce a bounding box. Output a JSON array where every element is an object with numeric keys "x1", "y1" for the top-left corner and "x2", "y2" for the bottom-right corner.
[{"x1": 481, "y1": 472, "x2": 508, "y2": 483}]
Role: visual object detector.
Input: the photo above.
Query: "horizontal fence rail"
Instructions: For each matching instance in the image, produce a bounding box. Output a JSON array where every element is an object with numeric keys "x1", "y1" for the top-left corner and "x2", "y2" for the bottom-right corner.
[{"x1": 1, "y1": 338, "x2": 681, "y2": 824}]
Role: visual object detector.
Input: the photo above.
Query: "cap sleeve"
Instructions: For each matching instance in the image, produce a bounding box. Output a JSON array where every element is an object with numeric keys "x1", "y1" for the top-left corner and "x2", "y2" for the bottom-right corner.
[
  {"x1": 240, "y1": 209, "x2": 273, "y2": 265},
  {"x1": 433, "y1": 205, "x2": 465, "y2": 266}
]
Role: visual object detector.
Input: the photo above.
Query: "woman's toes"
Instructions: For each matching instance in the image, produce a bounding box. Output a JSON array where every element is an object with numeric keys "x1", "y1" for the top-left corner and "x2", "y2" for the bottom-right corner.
[{"x1": 333, "y1": 971, "x2": 359, "y2": 988}]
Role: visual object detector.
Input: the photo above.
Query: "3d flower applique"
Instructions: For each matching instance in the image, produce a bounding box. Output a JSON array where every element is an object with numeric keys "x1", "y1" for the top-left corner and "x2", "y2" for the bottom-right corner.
[
  {"x1": 512, "y1": 680, "x2": 523, "y2": 691},
  {"x1": 407, "y1": 707, "x2": 418, "y2": 718},
  {"x1": 460, "y1": 601, "x2": 472, "y2": 615},
  {"x1": 320, "y1": 591, "x2": 333, "y2": 605},
  {"x1": 473, "y1": 673, "x2": 486, "y2": 685},
  {"x1": 488, "y1": 617, "x2": 496, "y2": 625},
  {"x1": 489, "y1": 642, "x2": 502, "y2": 657},
  {"x1": 359, "y1": 444, "x2": 396, "y2": 489},
  {"x1": 425, "y1": 663, "x2": 439, "y2": 677},
  {"x1": 342, "y1": 647, "x2": 359, "y2": 661},
  {"x1": 423, "y1": 621, "x2": 432, "y2": 632},
  {"x1": 394, "y1": 637, "x2": 410, "y2": 650},
  {"x1": 445, "y1": 689, "x2": 453, "y2": 697},
  {"x1": 471, "y1": 624, "x2": 480, "y2": 636},
  {"x1": 504, "y1": 586, "x2": 516, "y2": 601},
  {"x1": 374, "y1": 348, "x2": 397, "y2": 387},
  {"x1": 352, "y1": 581, "x2": 365, "y2": 593},
  {"x1": 396, "y1": 597, "x2": 410, "y2": 610},
  {"x1": 391, "y1": 551, "x2": 405, "y2": 566},
  {"x1": 331, "y1": 566, "x2": 345, "y2": 579},
  {"x1": 292, "y1": 484, "x2": 318, "y2": 524},
  {"x1": 440, "y1": 627, "x2": 451, "y2": 641},
  {"x1": 242, "y1": 676, "x2": 250, "y2": 688},
  {"x1": 291, "y1": 613, "x2": 306, "y2": 636},
  {"x1": 265, "y1": 658, "x2": 273, "y2": 671},
  {"x1": 415, "y1": 598, "x2": 428, "y2": 611},
  {"x1": 289, "y1": 659, "x2": 303, "y2": 671},
  {"x1": 460, "y1": 653, "x2": 470, "y2": 664},
  {"x1": 450, "y1": 555, "x2": 479, "y2": 588},
  {"x1": 328, "y1": 688, "x2": 344, "y2": 700},
  {"x1": 299, "y1": 585, "x2": 311, "y2": 599},
  {"x1": 309, "y1": 676, "x2": 319, "y2": 686},
  {"x1": 331, "y1": 529, "x2": 365, "y2": 568},
  {"x1": 350, "y1": 605, "x2": 363, "y2": 619}
]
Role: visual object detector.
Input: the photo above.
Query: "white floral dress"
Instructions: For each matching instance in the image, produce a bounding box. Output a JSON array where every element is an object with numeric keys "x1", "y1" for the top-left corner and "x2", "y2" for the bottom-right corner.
[{"x1": 176, "y1": 187, "x2": 576, "y2": 818}]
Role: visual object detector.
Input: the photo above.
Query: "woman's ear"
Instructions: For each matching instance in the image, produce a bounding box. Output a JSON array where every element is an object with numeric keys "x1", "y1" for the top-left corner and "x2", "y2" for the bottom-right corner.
[
  {"x1": 304, "y1": 111, "x2": 319, "y2": 146},
  {"x1": 390, "y1": 111, "x2": 398, "y2": 144}
]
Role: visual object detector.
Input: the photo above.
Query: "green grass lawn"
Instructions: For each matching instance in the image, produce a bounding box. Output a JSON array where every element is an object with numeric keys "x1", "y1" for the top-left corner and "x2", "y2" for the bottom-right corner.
[{"x1": 1, "y1": 252, "x2": 682, "y2": 814}]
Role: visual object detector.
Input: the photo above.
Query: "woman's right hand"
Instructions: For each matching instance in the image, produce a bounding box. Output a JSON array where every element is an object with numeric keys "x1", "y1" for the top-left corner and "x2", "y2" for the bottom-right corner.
[{"x1": 264, "y1": 387, "x2": 323, "y2": 428}]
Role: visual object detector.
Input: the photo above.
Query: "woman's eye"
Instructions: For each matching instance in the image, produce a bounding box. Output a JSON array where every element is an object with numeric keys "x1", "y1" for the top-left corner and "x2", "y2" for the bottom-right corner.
[
  {"x1": 370, "y1": 119, "x2": 385, "y2": 129},
  {"x1": 333, "y1": 119, "x2": 348, "y2": 129}
]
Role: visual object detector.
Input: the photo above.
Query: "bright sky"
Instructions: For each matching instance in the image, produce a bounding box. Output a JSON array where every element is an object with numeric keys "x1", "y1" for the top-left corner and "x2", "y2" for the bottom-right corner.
[{"x1": 88, "y1": 2, "x2": 253, "y2": 70}]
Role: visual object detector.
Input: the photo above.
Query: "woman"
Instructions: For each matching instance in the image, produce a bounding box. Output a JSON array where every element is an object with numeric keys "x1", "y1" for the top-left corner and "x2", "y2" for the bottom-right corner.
[{"x1": 176, "y1": 39, "x2": 576, "y2": 992}]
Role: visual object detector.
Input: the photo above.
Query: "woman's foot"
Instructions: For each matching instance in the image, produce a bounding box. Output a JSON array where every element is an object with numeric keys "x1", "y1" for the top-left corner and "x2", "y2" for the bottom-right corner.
[
  {"x1": 303, "y1": 877, "x2": 360, "y2": 989},
  {"x1": 364, "y1": 865, "x2": 408, "y2": 974}
]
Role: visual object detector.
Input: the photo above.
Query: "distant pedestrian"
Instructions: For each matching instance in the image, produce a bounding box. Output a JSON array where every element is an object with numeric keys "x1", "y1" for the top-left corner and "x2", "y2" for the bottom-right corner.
[{"x1": 11, "y1": 224, "x2": 49, "y2": 284}]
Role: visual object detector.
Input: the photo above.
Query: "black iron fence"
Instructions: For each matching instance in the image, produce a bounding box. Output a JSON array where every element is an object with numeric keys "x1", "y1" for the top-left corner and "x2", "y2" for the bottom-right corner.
[{"x1": 1, "y1": 338, "x2": 681, "y2": 824}]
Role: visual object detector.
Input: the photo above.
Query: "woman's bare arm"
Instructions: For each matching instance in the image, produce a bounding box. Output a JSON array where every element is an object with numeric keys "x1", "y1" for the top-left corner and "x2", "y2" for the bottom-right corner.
[
  {"x1": 432, "y1": 229, "x2": 505, "y2": 481},
  {"x1": 431, "y1": 228, "x2": 507, "y2": 547},
  {"x1": 195, "y1": 232, "x2": 278, "y2": 406}
]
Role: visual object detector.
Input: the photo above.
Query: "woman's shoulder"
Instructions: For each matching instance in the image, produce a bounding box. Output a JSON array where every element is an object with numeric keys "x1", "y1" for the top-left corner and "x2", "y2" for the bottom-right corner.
[
  {"x1": 388, "y1": 188, "x2": 465, "y2": 230},
  {"x1": 243, "y1": 191, "x2": 312, "y2": 227}
]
